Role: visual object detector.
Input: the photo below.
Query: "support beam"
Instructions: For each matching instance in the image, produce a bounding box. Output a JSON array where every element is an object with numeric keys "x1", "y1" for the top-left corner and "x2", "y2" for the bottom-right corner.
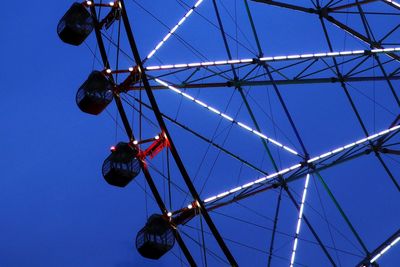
[{"x1": 119, "y1": 1, "x2": 238, "y2": 265}]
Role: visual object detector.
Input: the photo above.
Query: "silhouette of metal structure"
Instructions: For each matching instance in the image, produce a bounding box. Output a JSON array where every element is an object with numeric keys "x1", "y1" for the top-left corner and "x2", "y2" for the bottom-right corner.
[{"x1": 58, "y1": 0, "x2": 400, "y2": 266}]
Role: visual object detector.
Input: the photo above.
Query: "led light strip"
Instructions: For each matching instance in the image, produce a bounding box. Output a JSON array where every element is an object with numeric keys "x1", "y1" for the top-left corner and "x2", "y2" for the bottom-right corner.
[
  {"x1": 202, "y1": 124, "x2": 400, "y2": 204},
  {"x1": 145, "y1": 0, "x2": 204, "y2": 61},
  {"x1": 370, "y1": 236, "x2": 400, "y2": 263},
  {"x1": 144, "y1": 47, "x2": 400, "y2": 71},
  {"x1": 154, "y1": 78, "x2": 299, "y2": 156},
  {"x1": 290, "y1": 173, "x2": 310, "y2": 267},
  {"x1": 383, "y1": 0, "x2": 400, "y2": 8}
]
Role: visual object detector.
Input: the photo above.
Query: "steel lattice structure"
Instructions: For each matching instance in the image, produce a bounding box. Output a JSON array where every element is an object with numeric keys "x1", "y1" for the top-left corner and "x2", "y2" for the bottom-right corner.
[{"x1": 59, "y1": 0, "x2": 400, "y2": 266}]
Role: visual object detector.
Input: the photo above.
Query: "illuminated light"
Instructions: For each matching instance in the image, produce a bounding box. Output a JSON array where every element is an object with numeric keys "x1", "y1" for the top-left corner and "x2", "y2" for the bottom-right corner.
[
  {"x1": 340, "y1": 51, "x2": 352, "y2": 55},
  {"x1": 267, "y1": 173, "x2": 279, "y2": 179},
  {"x1": 327, "y1": 52, "x2": 340, "y2": 56},
  {"x1": 259, "y1": 57, "x2": 273, "y2": 61},
  {"x1": 194, "y1": 0, "x2": 203, "y2": 8},
  {"x1": 391, "y1": 236, "x2": 400, "y2": 246},
  {"x1": 110, "y1": 146, "x2": 116, "y2": 151},
  {"x1": 221, "y1": 113, "x2": 234, "y2": 122},
  {"x1": 144, "y1": 47, "x2": 400, "y2": 70},
  {"x1": 352, "y1": 50, "x2": 365, "y2": 54},
  {"x1": 269, "y1": 139, "x2": 284, "y2": 148},
  {"x1": 290, "y1": 174, "x2": 311, "y2": 267},
  {"x1": 160, "y1": 65, "x2": 174, "y2": 69},
  {"x1": 153, "y1": 78, "x2": 298, "y2": 156},
  {"x1": 332, "y1": 147, "x2": 345, "y2": 154},
  {"x1": 215, "y1": 60, "x2": 228, "y2": 65},
  {"x1": 227, "y1": 59, "x2": 241, "y2": 64},
  {"x1": 182, "y1": 92, "x2": 195, "y2": 101},
  {"x1": 289, "y1": 164, "x2": 302, "y2": 171},
  {"x1": 167, "y1": 212, "x2": 172, "y2": 217},
  {"x1": 240, "y1": 58, "x2": 253, "y2": 63},
  {"x1": 242, "y1": 182, "x2": 255, "y2": 188},
  {"x1": 174, "y1": 64, "x2": 188, "y2": 68},
  {"x1": 186, "y1": 9, "x2": 194, "y2": 17},
  {"x1": 383, "y1": 47, "x2": 395, "y2": 52},
  {"x1": 128, "y1": 67, "x2": 134, "y2": 72},
  {"x1": 343, "y1": 142, "x2": 357, "y2": 149},
  {"x1": 133, "y1": 140, "x2": 138, "y2": 145},
  {"x1": 163, "y1": 33, "x2": 172, "y2": 42},
  {"x1": 147, "y1": 49, "x2": 157, "y2": 59},
  {"x1": 254, "y1": 177, "x2": 267, "y2": 184},
  {"x1": 187, "y1": 204, "x2": 193, "y2": 209},
  {"x1": 237, "y1": 122, "x2": 253, "y2": 131},
  {"x1": 204, "y1": 196, "x2": 217, "y2": 203},
  {"x1": 177, "y1": 17, "x2": 186, "y2": 26},
  {"x1": 370, "y1": 254, "x2": 381, "y2": 263},
  {"x1": 194, "y1": 99, "x2": 208, "y2": 108},
  {"x1": 229, "y1": 187, "x2": 242, "y2": 193},
  {"x1": 355, "y1": 137, "x2": 369, "y2": 145},
  {"x1": 217, "y1": 191, "x2": 229, "y2": 198},
  {"x1": 207, "y1": 106, "x2": 221, "y2": 115},
  {"x1": 287, "y1": 55, "x2": 301, "y2": 59},
  {"x1": 109, "y1": 1, "x2": 115, "y2": 7},
  {"x1": 144, "y1": 1, "x2": 204, "y2": 61},
  {"x1": 307, "y1": 156, "x2": 320, "y2": 163},
  {"x1": 188, "y1": 63, "x2": 201, "y2": 67},
  {"x1": 170, "y1": 25, "x2": 179, "y2": 34},
  {"x1": 320, "y1": 151, "x2": 333, "y2": 158},
  {"x1": 146, "y1": 65, "x2": 160, "y2": 70},
  {"x1": 106, "y1": 69, "x2": 112, "y2": 74},
  {"x1": 300, "y1": 54, "x2": 313, "y2": 58},
  {"x1": 86, "y1": 1, "x2": 93, "y2": 5},
  {"x1": 201, "y1": 61, "x2": 214, "y2": 66},
  {"x1": 154, "y1": 135, "x2": 160, "y2": 140},
  {"x1": 201, "y1": 126, "x2": 400, "y2": 208},
  {"x1": 253, "y1": 130, "x2": 267, "y2": 139},
  {"x1": 277, "y1": 168, "x2": 290, "y2": 175},
  {"x1": 284, "y1": 146, "x2": 299, "y2": 156}
]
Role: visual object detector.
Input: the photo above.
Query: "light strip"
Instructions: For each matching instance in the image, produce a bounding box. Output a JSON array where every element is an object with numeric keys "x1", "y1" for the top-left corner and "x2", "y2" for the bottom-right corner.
[
  {"x1": 144, "y1": 47, "x2": 400, "y2": 71},
  {"x1": 201, "y1": 125, "x2": 400, "y2": 204},
  {"x1": 144, "y1": 0, "x2": 204, "y2": 61},
  {"x1": 383, "y1": 0, "x2": 400, "y2": 8},
  {"x1": 154, "y1": 78, "x2": 299, "y2": 156},
  {"x1": 370, "y1": 236, "x2": 400, "y2": 263},
  {"x1": 290, "y1": 173, "x2": 311, "y2": 267}
]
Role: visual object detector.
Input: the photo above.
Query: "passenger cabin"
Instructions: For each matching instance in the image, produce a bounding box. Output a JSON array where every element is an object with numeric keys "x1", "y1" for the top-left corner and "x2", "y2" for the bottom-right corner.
[
  {"x1": 102, "y1": 142, "x2": 141, "y2": 187},
  {"x1": 76, "y1": 71, "x2": 114, "y2": 115},
  {"x1": 136, "y1": 214, "x2": 175, "y2": 260},
  {"x1": 57, "y1": 3, "x2": 94, "y2": 46}
]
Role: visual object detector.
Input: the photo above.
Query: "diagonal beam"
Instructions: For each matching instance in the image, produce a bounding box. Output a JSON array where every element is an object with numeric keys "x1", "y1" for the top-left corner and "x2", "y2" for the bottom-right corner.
[{"x1": 119, "y1": 1, "x2": 238, "y2": 265}]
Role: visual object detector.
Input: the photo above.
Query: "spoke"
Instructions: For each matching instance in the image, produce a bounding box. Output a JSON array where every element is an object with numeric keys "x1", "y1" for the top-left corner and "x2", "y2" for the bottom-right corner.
[
  {"x1": 200, "y1": 125, "x2": 400, "y2": 207},
  {"x1": 143, "y1": 0, "x2": 204, "y2": 62},
  {"x1": 289, "y1": 174, "x2": 311, "y2": 267},
  {"x1": 154, "y1": 78, "x2": 300, "y2": 156},
  {"x1": 141, "y1": 48, "x2": 400, "y2": 71}
]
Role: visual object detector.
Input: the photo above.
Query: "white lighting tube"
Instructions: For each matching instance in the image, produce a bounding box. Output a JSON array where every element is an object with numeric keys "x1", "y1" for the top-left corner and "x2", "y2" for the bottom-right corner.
[
  {"x1": 154, "y1": 78, "x2": 299, "y2": 156},
  {"x1": 290, "y1": 173, "x2": 311, "y2": 267},
  {"x1": 144, "y1": 47, "x2": 400, "y2": 71},
  {"x1": 144, "y1": 0, "x2": 204, "y2": 61},
  {"x1": 201, "y1": 125, "x2": 400, "y2": 204}
]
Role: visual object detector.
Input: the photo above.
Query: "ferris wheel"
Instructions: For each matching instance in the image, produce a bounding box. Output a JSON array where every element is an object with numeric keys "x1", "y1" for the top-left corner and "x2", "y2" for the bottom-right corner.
[{"x1": 57, "y1": 0, "x2": 400, "y2": 266}]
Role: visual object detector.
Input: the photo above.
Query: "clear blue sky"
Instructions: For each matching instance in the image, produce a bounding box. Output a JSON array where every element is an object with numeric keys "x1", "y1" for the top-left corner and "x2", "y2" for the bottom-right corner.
[{"x1": 0, "y1": 0, "x2": 399, "y2": 266}]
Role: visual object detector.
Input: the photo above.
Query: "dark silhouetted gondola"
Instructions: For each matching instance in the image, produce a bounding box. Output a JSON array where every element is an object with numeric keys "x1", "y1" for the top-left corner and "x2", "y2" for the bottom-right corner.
[
  {"x1": 102, "y1": 142, "x2": 141, "y2": 187},
  {"x1": 57, "y1": 3, "x2": 94, "y2": 46},
  {"x1": 136, "y1": 214, "x2": 175, "y2": 260},
  {"x1": 76, "y1": 71, "x2": 114, "y2": 115}
]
